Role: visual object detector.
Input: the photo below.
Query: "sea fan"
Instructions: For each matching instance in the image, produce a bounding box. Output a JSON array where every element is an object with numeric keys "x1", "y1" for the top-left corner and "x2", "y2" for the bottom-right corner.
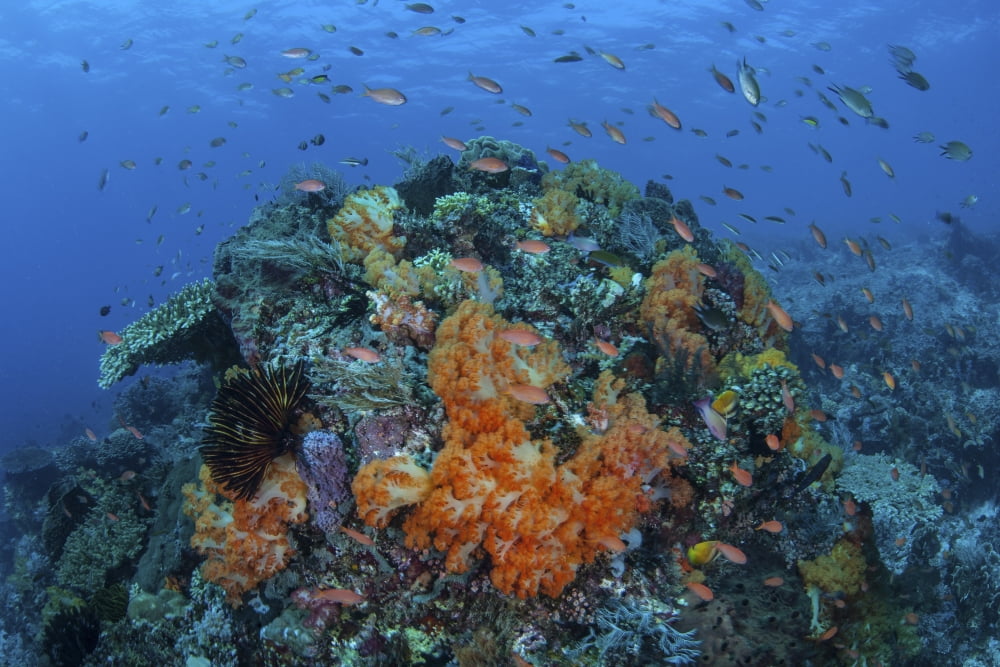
[{"x1": 201, "y1": 361, "x2": 310, "y2": 500}]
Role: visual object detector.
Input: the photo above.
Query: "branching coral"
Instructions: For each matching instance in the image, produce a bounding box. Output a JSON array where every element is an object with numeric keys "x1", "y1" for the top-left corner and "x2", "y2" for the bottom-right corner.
[
  {"x1": 352, "y1": 300, "x2": 683, "y2": 598},
  {"x1": 182, "y1": 454, "x2": 308, "y2": 607}
]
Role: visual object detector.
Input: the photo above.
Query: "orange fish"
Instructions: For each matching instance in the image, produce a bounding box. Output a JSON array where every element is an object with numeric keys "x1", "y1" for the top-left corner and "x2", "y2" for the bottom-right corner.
[
  {"x1": 515, "y1": 239, "x2": 550, "y2": 254},
  {"x1": 863, "y1": 249, "x2": 876, "y2": 272},
  {"x1": 696, "y1": 263, "x2": 717, "y2": 278},
  {"x1": 901, "y1": 298, "x2": 913, "y2": 320},
  {"x1": 904, "y1": 612, "x2": 919, "y2": 625},
  {"x1": 722, "y1": 186, "x2": 744, "y2": 201},
  {"x1": 339, "y1": 525, "x2": 375, "y2": 546},
  {"x1": 313, "y1": 588, "x2": 365, "y2": 605},
  {"x1": 890, "y1": 467, "x2": 900, "y2": 481},
  {"x1": 869, "y1": 315, "x2": 884, "y2": 331},
  {"x1": 119, "y1": 470, "x2": 137, "y2": 482},
  {"x1": 836, "y1": 315, "x2": 849, "y2": 333},
  {"x1": 567, "y1": 119, "x2": 592, "y2": 137},
  {"x1": 765, "y1": 433, "x2": 781, "y2": 451},
  {"x1": 468, "y1": 71, "x2": 502, "y2": 93},
  {"x1": 844, "y1": 238, "x2": 862, "y2": 256},
  {"x1": 441, "y1": 136, "x2": 467, "y2": 151},
  {"x1": 670, "y1": 216, "x2": 694, "y2": 242},
  {"x1": 361, "y1": 85, "x2": 407, "y2": 105},
  {"x1": 106, "y1": 512, "x2": 120, "y2": 522},
  {"x1": 498, "y1": 329, "x2": 543, "y2": 346},
  {"x1": 765, "y1": 301, "x2": 794, "y2": 332},
  {"x1": 294, "y1": 179, "x2": 325, "y2": 192},
  {"x1": 810, "y1": 353, "x2": 826, "y2": 369},
  {"x1": 344, "y1": 346, "x2": 381, "y2": 363},
  {"x1": 810, "y1": 409, "x2": 828, "y2": 422},
  {"x1": 546, "y1": 147, "x2": 570, "y2": 164},
  {"x1": 843, "y1": 498, "x2": 857, "y2": 516},
  {"x1": 829, "y1": 364, "x2": 845, "y2": 379},
  {"x1": 468, "y1": 157, "x2": 508, "y2": 173},
  {"x1": 506, "y1": 383, "x2": 551, "y2": 404},
  {"x1": 729, "y1": 461, "x2": 753, "y2": 487},
  {"x1": 818, "y1": 626, "x2": 838, "y2": 641},
  {"x1": 756, "y1": 520, "x2": 783, "y2": 533},
  {"x1": 883, "y1": 371, "x2": 896, "y2": 390},
  {"x1": 686, "y1": 581, "x2": 714, "y2": 601},
  {"x1": 594, "y1": 339, "x2": 619, "y2": 357},
  {"x1": 709, "y1": 64, "x2": 735, "y2": 92},
  {"x1": 808, "y1": 222, "x2": 827, "y2": 248},
  {"x1": 450, "y1": 257, "x2": 484, "y2": 273},
  {"x1": 715, "y1": 542, "x2": 747, "y2": 564},
  {"x1": 137, "y1": 491, "x2": 151, "y2": 512},
  {"x1": 910, "y1": 359, "x2": 921, "y2": 372},
  {"x1": 850, "y1": 385, "x2": 862, "y2": 398},
  {"x1": 85, "y1": 428, "x2": 98, "y2": 442},
  {"x1": 98, "y1": 330, "x2": 123, "y2": 345},
  {"x1": 852, "y1": 440, "x2": 863, "y2": 452},
  {"x1": 126, "y1": 425, "x2": 144, "y2": 440},
  {"x1": 780, "y1": 379, "x2": 795, "y2": 414},
  {"x1": 861, "y1": 287, "x2": 874, "y2": 303},
  {"x1": 601, "y1": 120, "x2": 626, "y2": 144},
  {"x1": 650, "y1": 99, "x2": 681, "y2": 129},
  {"x1": 763, "y1": 576, "x2": 785, "y2": 587}
]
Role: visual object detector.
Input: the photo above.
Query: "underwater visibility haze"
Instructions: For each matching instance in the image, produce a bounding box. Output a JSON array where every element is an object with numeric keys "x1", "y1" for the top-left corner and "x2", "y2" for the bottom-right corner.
[{"x1": 1, "y1": 0, "x2": 999, "y2": 664}]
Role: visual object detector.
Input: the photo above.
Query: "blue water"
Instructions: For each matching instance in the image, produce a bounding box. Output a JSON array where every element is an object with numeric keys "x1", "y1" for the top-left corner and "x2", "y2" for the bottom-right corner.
[{"x1": 0, "y1": 0, "x2": 995, "y2": 451}]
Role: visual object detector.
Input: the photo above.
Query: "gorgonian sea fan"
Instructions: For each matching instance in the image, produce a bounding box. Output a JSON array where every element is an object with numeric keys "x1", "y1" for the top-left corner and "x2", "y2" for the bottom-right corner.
[{"x1": 201, "y1": 361, "x2": 310, "y2": 500}]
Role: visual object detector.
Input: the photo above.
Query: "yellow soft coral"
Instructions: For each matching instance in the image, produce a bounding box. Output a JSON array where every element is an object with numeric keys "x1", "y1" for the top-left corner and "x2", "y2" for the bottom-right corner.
[
  {"x1": 530, "y1": 188, "x2": 581, "y2": 237},
  {"x1": 182, "y1": 454, "x2": 308, "y2": 606},
  {"x1": 353, "y1": 301, "x2": 681, "y2": 598},
  {"x1": 327, "y1": 186, "x2": 406, "y2": 263}
]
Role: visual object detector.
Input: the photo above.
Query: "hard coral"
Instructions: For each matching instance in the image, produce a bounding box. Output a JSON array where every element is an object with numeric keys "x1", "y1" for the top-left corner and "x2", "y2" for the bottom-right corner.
[
  {"x1": 353, "y1": 300, "x2": 680, "y2": 598},
  {"x1": 327, "y1": 186, "x2": 406, "y2": 263},
  {"x1": 98, "y1": 279, "x2": 237, "y2": 388},
  {"x1": 182, "y1": 454, "x2": 308, "y2": 606}
]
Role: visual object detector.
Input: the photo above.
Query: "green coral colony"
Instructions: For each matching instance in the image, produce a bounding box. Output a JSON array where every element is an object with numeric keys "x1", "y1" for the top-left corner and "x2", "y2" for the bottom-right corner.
[{"x1": 2, "y1": 141, "x2": 960, "y2": 665}]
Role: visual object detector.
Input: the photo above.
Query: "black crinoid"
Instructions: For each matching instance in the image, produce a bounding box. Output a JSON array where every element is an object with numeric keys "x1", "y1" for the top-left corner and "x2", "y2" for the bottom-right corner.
[{"x1": 201, "y1": 360, "x2": 311, "y2": 500}]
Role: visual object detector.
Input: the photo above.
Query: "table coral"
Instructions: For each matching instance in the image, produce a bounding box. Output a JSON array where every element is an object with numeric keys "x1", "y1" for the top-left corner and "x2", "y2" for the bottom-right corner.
[
  {"x1": 353, "y1": 300, "x2": 685, "y2": 598},
  {"x1": 98, "y1": 279, "x2": 235, "y2": 388},
  {"x1": 182, "y1": 454, "x2": 308, "y2": 606}
]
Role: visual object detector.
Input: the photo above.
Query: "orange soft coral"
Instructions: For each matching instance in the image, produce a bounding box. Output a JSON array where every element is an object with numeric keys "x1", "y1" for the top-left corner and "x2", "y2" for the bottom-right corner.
[
  {"x1": 351, "y1": 455, "x2": 433, "y2": 528},
  {"x1": 353, "y1": 301, "x2": 679, "y2": 598},
  {"x1": 327, "y1": 186, "x2": 406, "y2": 263},
  {"x1": 182, "y1": 454, "x2": 308, "y2": 606},
  {"x1": 640, "y1": 246, "x2": 717, "y2": 377}
]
